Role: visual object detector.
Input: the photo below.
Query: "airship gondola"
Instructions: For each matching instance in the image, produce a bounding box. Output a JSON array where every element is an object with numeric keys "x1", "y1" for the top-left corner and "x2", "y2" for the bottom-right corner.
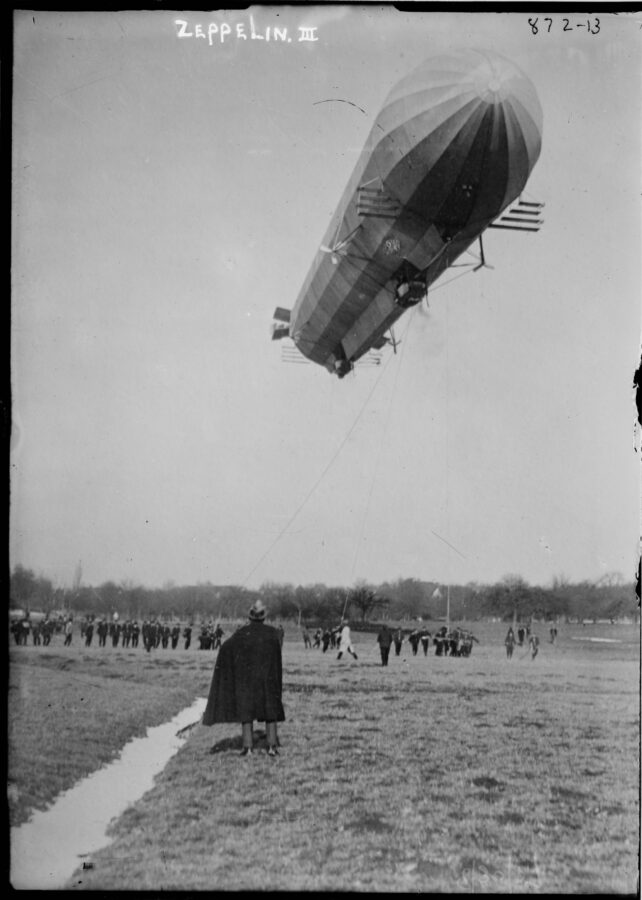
[{"x1": 273, "y1": 49, "x2": 543, "y2": 377}]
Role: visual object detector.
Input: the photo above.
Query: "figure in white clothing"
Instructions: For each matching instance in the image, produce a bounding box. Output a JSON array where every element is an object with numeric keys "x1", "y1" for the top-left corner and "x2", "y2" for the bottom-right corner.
[{"x1": 336, "y1": 621, "x2": 358, "y2": 661}]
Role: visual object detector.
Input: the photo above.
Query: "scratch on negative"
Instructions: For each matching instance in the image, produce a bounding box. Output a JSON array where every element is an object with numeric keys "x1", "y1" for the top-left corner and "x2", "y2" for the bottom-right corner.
[{"x1": 313, "y1": 98, "x2": 368, "y2": 116}]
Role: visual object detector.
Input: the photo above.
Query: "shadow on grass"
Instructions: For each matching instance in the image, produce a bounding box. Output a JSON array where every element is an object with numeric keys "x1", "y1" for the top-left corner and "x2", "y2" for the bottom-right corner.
[
  {"x1": 285, "y1": 683, "x2": 331, "y2": 694},
  {"x1": 208, "y1": 730, "x2": 277, "y2": 755},
  {"x1": 347, "y1": 812, "x2": 393, "y2": 834}
]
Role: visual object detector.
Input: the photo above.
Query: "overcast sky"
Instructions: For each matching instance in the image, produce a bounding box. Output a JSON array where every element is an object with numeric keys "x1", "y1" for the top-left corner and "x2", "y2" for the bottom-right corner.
[{"x1": 11, "y1": 8, "x2": 641, "y2": 592}]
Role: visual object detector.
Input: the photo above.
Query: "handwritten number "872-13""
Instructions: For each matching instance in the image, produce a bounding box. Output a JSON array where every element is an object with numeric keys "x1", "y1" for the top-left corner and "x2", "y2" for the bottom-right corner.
[{"x1": 529, "y1": 17, "x2": 600, "y2": 34}]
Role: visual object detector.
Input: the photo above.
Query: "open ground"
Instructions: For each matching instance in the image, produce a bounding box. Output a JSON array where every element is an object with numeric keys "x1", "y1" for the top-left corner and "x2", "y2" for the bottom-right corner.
[{"x1": 9, "y1": 622, "x2": 639, "y2": 892}]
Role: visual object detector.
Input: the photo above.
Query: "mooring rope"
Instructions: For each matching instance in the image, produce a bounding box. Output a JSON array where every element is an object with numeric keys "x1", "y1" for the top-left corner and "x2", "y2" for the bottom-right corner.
[
  {"x1": 348, "y1": 307, "x2": 416, "y2": 582},
  {"x1": 241, "y1": 318, "x2": 415, "y2": 588}
]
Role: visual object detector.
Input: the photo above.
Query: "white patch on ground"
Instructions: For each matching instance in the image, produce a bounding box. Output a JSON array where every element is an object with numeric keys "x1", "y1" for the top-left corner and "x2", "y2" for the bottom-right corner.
[
  {"x1": 570, "y1": 637, "x2": 622, "y2": 643},
  {"x1": 10, "y1": 696, "x2": 207, "y2": 889}
]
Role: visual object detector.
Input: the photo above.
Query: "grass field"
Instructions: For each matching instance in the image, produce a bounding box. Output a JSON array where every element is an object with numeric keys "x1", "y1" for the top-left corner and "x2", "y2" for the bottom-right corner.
[{"x1": 8, "y1": 622, "x2": 640, "y2": 892}]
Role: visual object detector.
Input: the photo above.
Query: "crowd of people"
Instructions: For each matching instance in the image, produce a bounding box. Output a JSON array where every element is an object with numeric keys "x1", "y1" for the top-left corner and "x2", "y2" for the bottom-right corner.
[
  {"x1": 10, "y1": 614, "x2": 73, "y2": 647},
  {"x1": 11, "y1": 612, "x2": 547, "y2": 666}
]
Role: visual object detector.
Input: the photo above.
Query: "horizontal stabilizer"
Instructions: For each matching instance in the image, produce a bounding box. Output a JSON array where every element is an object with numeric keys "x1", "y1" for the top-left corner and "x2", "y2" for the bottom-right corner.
[
  {"x1": 491, "y1": 197, "x2": 544, "y2": 232},
  {"x1": 281, "y1": 344, "x2": 382, "y2": 368},
  {"x1": 357, "y1": 351, "x2": 383, "y2": 367},
  {"x1": 273, "y1": 307, "x2": 291, "y2": 323},
  {"x1": 495, "y1": 216, "x2": 543, "y2": 226},
  {"x1": 489, "y1": 222, "x2": 542, "y2": 232},
  {"x1": 281, "y1": 345, "x2": 310, "y2": 363},
  {"x1": 272, "y1": 323, "x2": 290, "y2": 341}
]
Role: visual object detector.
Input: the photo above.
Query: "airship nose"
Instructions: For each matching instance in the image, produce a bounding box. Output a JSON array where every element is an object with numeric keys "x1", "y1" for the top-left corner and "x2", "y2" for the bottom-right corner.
[{"x1": 472, "y1": 52, "x2": 520, "y2": 103}]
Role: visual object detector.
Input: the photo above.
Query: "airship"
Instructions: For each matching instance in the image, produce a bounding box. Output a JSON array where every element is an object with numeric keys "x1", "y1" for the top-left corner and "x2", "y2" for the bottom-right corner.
[{"x1": 272, "y1": 49, "x2": 543, "y2": 377}]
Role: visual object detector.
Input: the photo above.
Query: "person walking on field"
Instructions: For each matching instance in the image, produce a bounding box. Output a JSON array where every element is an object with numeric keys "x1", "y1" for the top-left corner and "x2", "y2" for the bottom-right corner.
[
  {"x1": 202, "y1": 599, "x2": 284, "y2": 757},
  {"x1": 504, "y1": 627, "x2": 516, "y2": 659},
  {"x1": 529, "y1": 634, "x2": 540, "y2": 660},
  {"x1": 336, "y1": 620, "x2": 358, "y2": 661},
  {"x1": 64, "y1": 618, "x2": 73, "y2": 646},
  {"x1": 408, "y1": 629, "x2": 420, "y2": 656},
  {"x1": 376, "y1": 624, "x2": 393, "y2": 667}
]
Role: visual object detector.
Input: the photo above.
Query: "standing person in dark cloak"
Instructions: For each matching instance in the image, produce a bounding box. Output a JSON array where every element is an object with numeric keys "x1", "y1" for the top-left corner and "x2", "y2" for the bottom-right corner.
[{"x1": 202, "y1": 599, "x2": 284, "y2": 757}]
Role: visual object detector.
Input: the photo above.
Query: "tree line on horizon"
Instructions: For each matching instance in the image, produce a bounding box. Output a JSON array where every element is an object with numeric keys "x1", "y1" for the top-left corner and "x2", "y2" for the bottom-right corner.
[{"x1": 8, "y1": 565, "x2": 639, "y2": 626}]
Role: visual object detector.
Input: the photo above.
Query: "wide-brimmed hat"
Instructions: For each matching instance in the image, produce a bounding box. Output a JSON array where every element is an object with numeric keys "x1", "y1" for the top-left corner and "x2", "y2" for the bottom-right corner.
[{"x1": 248, "y1": 599, "x2": 267, "y2": 621}]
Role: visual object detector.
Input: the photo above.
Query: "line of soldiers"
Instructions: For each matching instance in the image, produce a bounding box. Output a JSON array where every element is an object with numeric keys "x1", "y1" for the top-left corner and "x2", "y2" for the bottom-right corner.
[
  {"x1": 79, "y1": 618, "x2": 197, "y2": 651},
  {"x1": 78, "y1": 617, "x2": 191, "y2": 650},
  {"x1": 10, "y1": 614, "x2": 229, "y2": 652},
  {"x1": 404, "y1": 625, "x2": 480, "y2": 658}
]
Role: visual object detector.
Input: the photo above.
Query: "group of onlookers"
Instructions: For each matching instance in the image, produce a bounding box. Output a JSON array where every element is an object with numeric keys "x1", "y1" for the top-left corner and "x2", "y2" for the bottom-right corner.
[
  {"x1": 380, "y1": 624, "x2": 479, "y2": 662},
  {"x1": 504, "y1": 625, "x2": 543, "y2": 659},
  {"x1": 301, "y1": 622, "x2": 480, "y2": 666}
]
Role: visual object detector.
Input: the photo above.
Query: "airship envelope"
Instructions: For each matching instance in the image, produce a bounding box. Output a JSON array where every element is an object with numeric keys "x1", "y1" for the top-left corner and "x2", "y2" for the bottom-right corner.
[{"x1": 279, "y1": 49, "x2": 543, "y2": 377}]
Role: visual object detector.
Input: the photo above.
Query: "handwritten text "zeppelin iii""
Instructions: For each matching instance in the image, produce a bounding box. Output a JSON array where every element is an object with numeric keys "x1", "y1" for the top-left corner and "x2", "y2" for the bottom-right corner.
[{"x1": 175, "y1": 18, "x2": 319, "y2": 45}]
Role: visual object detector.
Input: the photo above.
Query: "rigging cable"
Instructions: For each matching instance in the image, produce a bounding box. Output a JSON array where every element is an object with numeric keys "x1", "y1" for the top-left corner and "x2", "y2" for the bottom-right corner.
[
  {"x1": 348, "y1": 307, "x2": 416, "y2": 583},
  {"x1": 240, "y1": 326, "x2": 411, "y2": 587}
]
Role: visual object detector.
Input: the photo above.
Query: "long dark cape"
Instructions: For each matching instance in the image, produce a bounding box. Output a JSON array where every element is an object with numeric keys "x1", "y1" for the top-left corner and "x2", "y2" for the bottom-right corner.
[{"x1": 202, "y1": 621, "x2": 285, "y2": 725}]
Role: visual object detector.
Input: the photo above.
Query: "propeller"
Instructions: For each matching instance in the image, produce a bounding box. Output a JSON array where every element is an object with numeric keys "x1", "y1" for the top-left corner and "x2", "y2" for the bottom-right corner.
[
  {"x1": 319, "y1": 224, "x2": 362, "y2": 264},
  {"x1": 319, "y1": 245, "x2": 340, "y2": 264}
]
